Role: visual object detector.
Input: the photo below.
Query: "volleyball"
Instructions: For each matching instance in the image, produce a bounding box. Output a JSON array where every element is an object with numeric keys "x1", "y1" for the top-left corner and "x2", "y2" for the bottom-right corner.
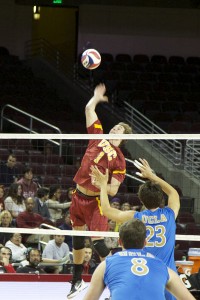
[{"x1": 81, "y1": 48, "x2": 101, "y2": 70}]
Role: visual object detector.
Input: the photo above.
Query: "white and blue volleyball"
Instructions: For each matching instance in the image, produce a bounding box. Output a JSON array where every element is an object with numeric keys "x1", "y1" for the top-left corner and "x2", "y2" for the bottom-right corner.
[{"x1": 81, "y1": 49, "x2": 101, "y2": 70}]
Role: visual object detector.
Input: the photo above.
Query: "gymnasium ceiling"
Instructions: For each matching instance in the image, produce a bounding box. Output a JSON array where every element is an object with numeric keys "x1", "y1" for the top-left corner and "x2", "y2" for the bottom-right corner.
[{"x1": 15, "y1": 0, "x2": 200, "y2": 9}]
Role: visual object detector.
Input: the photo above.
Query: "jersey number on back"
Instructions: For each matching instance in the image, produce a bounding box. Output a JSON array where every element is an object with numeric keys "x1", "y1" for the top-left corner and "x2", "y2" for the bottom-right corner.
[
  {"x1": 131, "y1": 258, "x2": 149, "y2": 276},
  {"x1": 146, "y1": 225, "x2": 166, "y2": 247}
]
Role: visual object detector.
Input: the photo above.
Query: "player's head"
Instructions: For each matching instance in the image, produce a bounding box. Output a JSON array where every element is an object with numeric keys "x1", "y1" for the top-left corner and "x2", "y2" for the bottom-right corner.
[
  {"x1": 25, "y1": 197, "x2": 35, "y2": 212},
  {"x1": 54, "y1": 235, "x2": 65, "y2": 246},
  {"x1": 49, "y1": 184, "x2": 62, "y2": 200},
  {"x1": 37, "y1": 187, "x2": 49, "y2": 200},
  {"x1": 0, "y1": 246, "x2": 12, "y2": 262},
  {"x1": 109, "y1": 122, "x2": 132, "y2": 135},
  {"x1": 118, "y1": 122, "x2": 133, "y2": 135},
  {"x1": 0, "y1": 210, "x2": 12, "y2": 226},
  {"x1": 84, "y1": 246, "x2": 93, "y2": 263},
  {"x1": 7, "y1": 154, "x2": 16, "y2": 168},
  {"x1": 27, "y1": 248, "x2": 42, "y2": 266},
  {"x1": 10, "y1": 233, "x2": 22, "y2": 246},
  {"x1": 119, "y1": 219, "x2": 146, "y2": 249},
  {"x1": 138, "y1": 181, "x2": 163, "y2": 209},
  {"x1": 23, "y1": 167, "x2": 33, "y2": 181},
  {"x1": 109, "y1": 122, "x2": 132, "y2": 147},
  {"x1": 110, "y1": 197, "x2": 121, "y2": 209}
]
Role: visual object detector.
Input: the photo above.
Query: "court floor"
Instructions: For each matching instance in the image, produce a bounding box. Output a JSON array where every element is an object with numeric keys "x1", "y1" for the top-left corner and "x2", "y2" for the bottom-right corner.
[{"x1": 0, "y1": 282, "x2": 110, "y2": 299}]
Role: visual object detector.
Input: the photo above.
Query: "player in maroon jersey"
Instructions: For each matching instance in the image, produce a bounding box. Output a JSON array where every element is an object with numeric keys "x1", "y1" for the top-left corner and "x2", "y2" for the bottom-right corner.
[{"x1": 67, "y1": 83, "x2": 132, "y2": 299}]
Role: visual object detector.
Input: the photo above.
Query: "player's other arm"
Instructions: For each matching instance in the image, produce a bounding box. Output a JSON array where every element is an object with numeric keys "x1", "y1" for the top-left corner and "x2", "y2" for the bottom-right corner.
[
  {"x1": 107, "y1": 176, "x2": 121, "y2": 197},
  {"x1": 166, "y1": 268, "x2": 195, "y2": 300},
  {"x1": 85, "y1": 83, "x2": 108, "y2": 128},
  {"x1": 83, "y1": 261, "x2": 106, "y2": 300},
  {"x1": 91, "y1": 166, "x2": 135, "y2": 223},
  {"x1": 134, "y1": 159, "x2": 180, "y2": 219}
]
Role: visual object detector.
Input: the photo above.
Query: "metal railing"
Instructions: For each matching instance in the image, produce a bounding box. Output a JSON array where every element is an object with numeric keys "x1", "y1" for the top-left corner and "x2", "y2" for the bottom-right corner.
[
  {"x1": 1, "y1": 104, "x2": 63, "y2": 156},
  {"x1": 184, "y1": 140, "x2": 200, "y2": 179},
  {"x1": 25, "y1": 38, "x2": 74, "y2": 78},
  {"x1": 25, "y1": 38, "x2": 93, "y2": 95},
  {"x1": 123, "y1": 101, "x2": 183, "y2": 165}
]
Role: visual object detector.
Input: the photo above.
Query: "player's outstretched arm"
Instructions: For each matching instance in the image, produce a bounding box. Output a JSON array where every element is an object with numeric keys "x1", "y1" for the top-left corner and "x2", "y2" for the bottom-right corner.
[
  {"x1": 83, "y1": 261, "x2": 106, "y2": 300},
  {"x1": 134, "y1": 158, "x2": 180, "y2": 218},
  {"x1": 90, "y1": 166, "x2": 134, "y2": 223},
  {"x1": 166, "y1": 268, "x2": 195, "y2": 300},
  {"x1": 85, "y1": 83, "x2": 108, "y2": 128}
]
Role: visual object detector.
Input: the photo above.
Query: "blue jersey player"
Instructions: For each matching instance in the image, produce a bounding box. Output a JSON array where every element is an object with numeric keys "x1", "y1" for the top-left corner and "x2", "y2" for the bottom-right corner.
[
  {"x1": 83, "y1": 219, "x2": 194, "y2": 300},
  {"x1": 90, "y1": 158, "x2": 180, "y2": 300}
]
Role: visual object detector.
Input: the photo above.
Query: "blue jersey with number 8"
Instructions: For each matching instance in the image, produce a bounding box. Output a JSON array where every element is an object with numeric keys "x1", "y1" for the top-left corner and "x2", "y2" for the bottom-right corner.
[{"x1": 104, "y1": 249, "x2": 169, "y2": 300}]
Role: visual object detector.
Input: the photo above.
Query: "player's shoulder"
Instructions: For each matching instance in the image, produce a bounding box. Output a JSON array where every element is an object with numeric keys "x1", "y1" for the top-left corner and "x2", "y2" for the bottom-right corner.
[
  {"x1": 87, "y1": 119, "x2": 103, "y2": 131},
  {"x1": 162, "y1": 206, "x2": 175, "y2": 215}
]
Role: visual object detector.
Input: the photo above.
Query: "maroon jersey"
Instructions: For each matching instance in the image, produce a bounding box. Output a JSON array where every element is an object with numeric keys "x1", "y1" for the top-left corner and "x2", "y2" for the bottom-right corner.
[{"x1": 73, "y1": 119, "x2": 126, "y2": 192}]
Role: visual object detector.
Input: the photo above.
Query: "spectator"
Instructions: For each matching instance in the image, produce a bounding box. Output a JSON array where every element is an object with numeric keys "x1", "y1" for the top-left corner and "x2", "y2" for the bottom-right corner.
[
  {"x1": 16, "y1": 197, "x2": 50, "y2": 245},
  {"x1": 107, "y1": 219, "x2": 117, "y2": 232},
  {"x1": 110, "y1": 197, "x2": 121, "y2": 210},
  {"x1": 104, "y1": 219, "x2": 119, "y2": 251},
  {"x1": 84, "y1": 237, "x2": 93, "y2": 248},
  {"x1": 5, "y1": 233, "x2": 27, "y2": 262},
  {"x1": 42, "y1": 235, "x2": 70, "y2": 273},
  {"x1": 46, "y1": 185, "x2": 71, "y2": 224},
  {"x1": 0, "y1": 246, "x2": 16, "y2": 273},
  {"x1": 4, "y1": 183, "x2": 25, "y2": 218},
  {"x1": 66, "y1": 187, "x2": 74, "y2": 202},
  {"x1": 16, "y1": 248, "x2": 46, "y2": 274},
  {"x1": 0, "y1": 185, "x2": 5, "y2": 212},
  {"x1": 0, "y1": 210, "x2": 14, "y2": 245},
  {"x1": 5, "y1": 233, "x2": 70, "y2": 267},
  {"x1": 59, "y1": 211, "x2": 73, "y2": 251},
  {"x1": 0, "y1": 154, "x2": 19, "y2": 187},
  {"x1": 82, "y1": 246, "x2": 97, "y2": 275},
  {"x1": 33, "y1": 187, "x2": 51, "y2": 221},
  {"x1": 17, "y1": 167, "x2": 38, "y2": 199},
  {"x1": 121, "y1": 202, "x2": 131, "y2": 211}
]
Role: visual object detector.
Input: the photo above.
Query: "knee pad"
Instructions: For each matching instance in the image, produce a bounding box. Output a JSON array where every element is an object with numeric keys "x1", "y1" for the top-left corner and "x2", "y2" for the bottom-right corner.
[
  {"x1": 93, "y1": 239, "x2": 110, "y2": 258},
  {"x1": 73, "y1": 236, "x2": 85, "y2": 250}
]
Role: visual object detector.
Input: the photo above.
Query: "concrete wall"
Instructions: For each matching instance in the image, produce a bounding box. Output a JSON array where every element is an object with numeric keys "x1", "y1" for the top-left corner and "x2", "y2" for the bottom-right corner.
[
  {"x1": 0, "y1": 0, "x2": 32, "y2": 58},
  {"x1": 78, "y1": 5, "x2": 200, "y2": 58},
  {"x1": 1, "y1": 3, "x2": 200, "y2": 59}
]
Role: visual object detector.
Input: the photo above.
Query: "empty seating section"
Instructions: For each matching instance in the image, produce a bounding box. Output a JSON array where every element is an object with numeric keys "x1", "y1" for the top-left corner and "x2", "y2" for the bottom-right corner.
[
  {"x1": 0, "y1": 54, "x2": 81, "y2": 134},
  {"x1": 77, "y1": 52, "x2": 200, "y2": 132}
]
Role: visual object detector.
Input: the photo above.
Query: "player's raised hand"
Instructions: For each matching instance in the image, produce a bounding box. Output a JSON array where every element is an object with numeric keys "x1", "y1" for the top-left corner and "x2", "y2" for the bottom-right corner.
[
  {"x1": 94, "y1": 83, "x2": 108, "y2": 102},
  {"x1": 90, "y1": 165, "x2": 109, "y2": 187},
  {"x1": 133, "y1": 158, "x2": 154, "y2": 179}
]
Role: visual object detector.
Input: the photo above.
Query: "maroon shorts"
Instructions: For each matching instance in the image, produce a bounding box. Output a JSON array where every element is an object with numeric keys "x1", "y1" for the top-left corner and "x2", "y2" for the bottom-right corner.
[{"x1": 69, "y1": 189, "x2": 108, "y2": 231}]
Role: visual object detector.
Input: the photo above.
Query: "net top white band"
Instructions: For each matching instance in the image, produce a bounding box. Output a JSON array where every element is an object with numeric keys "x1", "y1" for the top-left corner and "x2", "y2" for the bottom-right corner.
[
  {"x1": 0, "y1": 227, "x2": 199, "y2": 241},
  {"x1": 0, "y1": 133, "x2": 200, "y2": 140}
]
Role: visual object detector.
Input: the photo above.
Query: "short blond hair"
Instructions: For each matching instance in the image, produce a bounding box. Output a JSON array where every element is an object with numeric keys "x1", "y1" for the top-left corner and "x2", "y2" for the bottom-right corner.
[
  {"x1": 119, "y1": 122, "x2": 133, "y2": 134},
  {"x1": 118, "y1": 122, "x2": 133, "y2": 146},
  {"x1": 0, "y1": 210, "x2": 12, "y2": 225}
]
